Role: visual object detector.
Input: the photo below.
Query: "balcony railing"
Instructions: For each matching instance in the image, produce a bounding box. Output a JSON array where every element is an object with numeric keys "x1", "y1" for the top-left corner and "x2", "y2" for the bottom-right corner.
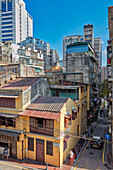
[{"x1": 30, "y1": 125, "x2": 54, "y2": 136}]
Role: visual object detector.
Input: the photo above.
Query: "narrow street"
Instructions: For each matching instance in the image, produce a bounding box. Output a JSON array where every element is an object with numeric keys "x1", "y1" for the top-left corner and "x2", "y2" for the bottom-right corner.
[
  {"x1": 0, "y1": 161, "x2": 31, "y2": 170},
  {"x1": 75, "y1": 119, "x2": 108, "y2": 170}
]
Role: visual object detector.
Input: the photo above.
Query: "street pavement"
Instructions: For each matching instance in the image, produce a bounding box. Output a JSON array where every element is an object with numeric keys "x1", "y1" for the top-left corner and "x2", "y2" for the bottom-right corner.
[
  {"x1": 74, "y1": 119, "x2": 108, "y2": 170},
  {"x1": 0, "y1": 160, "x2": 33, "y2": 170}
]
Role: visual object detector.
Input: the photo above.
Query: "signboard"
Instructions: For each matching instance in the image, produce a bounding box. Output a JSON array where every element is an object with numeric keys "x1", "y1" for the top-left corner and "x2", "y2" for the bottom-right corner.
[{"x1": 105, "y1": 134, "x2": 110, "y2": 139}]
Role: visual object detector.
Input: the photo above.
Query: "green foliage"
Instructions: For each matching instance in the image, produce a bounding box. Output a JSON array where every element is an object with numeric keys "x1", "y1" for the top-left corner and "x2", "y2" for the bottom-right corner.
[{"x1": 99, "y1": 80, "x2": 110, "y2": 98}]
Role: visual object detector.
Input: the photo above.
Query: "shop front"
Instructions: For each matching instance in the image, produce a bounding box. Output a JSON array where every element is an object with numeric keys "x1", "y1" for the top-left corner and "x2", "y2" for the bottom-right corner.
[{"x1": 0, "y1": 129, "x2": 21, "y2": 159}]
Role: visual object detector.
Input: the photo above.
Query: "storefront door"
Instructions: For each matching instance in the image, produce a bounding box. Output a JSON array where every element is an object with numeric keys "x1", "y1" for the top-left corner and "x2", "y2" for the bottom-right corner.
[
  {"x1": 10, "y1": 141, "x2": 17, "y2": 159},
  {"x1": 36, "y1": 139, "x2": 44, "y2": 162}
]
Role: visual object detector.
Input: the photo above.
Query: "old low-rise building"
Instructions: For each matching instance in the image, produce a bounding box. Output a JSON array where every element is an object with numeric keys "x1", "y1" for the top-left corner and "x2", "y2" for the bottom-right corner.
[
  {"x1": 0, "y1": 77, "x2": 49, "y2": 159},
  {"x1": 18, "y1": 96, "x2": 81, "y2": 167},
  {"x1": 50, "y1": 82, "x2": 88, "y2": 135}
]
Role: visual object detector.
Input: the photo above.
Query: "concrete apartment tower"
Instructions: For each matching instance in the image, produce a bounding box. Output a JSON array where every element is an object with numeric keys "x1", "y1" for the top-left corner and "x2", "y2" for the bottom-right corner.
[
  {"x1": 94, "y1": 38, "x2": 102, "y2": 68},
  {"x1": 0, "y1": 0, "x2": 33, "y2": 44},
  {"x1": 63, "y1": 35, "x2": 84, "y2": 69},
  {"x1": 84, "y1": 24, "x2": 94, "y2": 47}
]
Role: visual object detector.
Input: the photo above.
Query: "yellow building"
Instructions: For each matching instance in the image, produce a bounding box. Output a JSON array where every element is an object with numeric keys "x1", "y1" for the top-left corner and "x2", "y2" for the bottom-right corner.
[
  {"x1": 0, "y1": 77, "x2": 49, "y2": 160},
  {"x1": 18, "y1": 90, "x2": 88, "y2": 167},
  {"x1": 0, "y1": 77, "x2": 88, "y2": 167},
  {"x1": 18, "y1": 96, "x2": 79, "y2": 167}
]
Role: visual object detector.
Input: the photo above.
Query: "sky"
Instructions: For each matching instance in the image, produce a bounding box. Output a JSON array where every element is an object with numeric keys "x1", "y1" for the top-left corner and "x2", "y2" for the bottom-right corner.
[{"x1": 24, "y1": 0, "x2": 113, "y2": 66}]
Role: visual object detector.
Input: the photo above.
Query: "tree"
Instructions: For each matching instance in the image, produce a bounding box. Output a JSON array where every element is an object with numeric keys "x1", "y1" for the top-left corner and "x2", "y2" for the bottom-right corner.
[{"x1": 99, "y1": 80, "x2": 110, "y2": 98}]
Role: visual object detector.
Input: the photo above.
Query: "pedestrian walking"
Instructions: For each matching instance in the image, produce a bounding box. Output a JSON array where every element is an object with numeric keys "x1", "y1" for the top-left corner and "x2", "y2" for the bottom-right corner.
[
  {"x1": 3, "y1": 147, "x2": 8, "y2": 160},
  {"x1": 73, "y1": 148, "x2": 77, "y2": 160},
  {"x1": 70, "y1": 149, "x2": 74, "y2": 165}
]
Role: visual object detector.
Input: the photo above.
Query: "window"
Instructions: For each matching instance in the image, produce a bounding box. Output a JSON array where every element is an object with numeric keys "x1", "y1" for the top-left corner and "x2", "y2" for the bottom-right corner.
[
  {"x1": 65, "y1": 39, "x2": 67, "y2": 43},
  {"x1": 2, "y1": 30, "x2": 13, "y2": 33},
  {"x1": 85, "y1": 34, "x2": 92, "y2": 38},
  {"x1": 28, "y1": 137, "x2": 34, "y2": 151},
  {"x1": 85, "y1": 40, "x2": 92, "y2": 43},
  {"x1": 2, "y1": 38, "x2": 13, "y2": 41},
  {"x1": 46, "y1": 141, "x2": 53, "y2": 156},
  {"x1": 2, "y1": 13, "x2": 12, "y2": 16},
  {"x1": 78, "y1": 107, "x2": 80, "y2": 114},
  {"x1": 72, "y1": 110, "x2": 77, "y2": 120},
  {"x1": 2, "y1": 21, "x2": 12, "y2": 25},
  {"x1": 2, "y1": 1, "x2": 6, "y2": 12},
  {"x1": 65, "y1": 117, "x2": 68, "y2": 128},
  {"x1": 7, "y1": 0, "x2": 12, "y2": 11},
  {"x1": 0, "y1": 117, "x2": 15, "y2": 128},
  {"x1": 0, "y1": 117, "x2": 5, "y2": 126},
  {"x1": 68, "y1": 116, "x2": 71, "y2": 125},
  {"x1": 2, "y1": 17, "x2": 12, "y2": 20},
  {"x1": 0, "y1": 98, "x2": 15, "y2": 108},
  {"x1": 2, "y1": 34, "x2": 13, "y2": 37},
  {"x1": 63, "y1": 140, "x2": 67, "y2": 151},
  {"x1": 45, "y1": 119, "x2": 54, "y2": 129},
  {"x1": 2, "y1": 25, "x2": 13, "y2": 29},
  {"x1": 68, "y1": 39, "x2": 70, "y2": 42}
]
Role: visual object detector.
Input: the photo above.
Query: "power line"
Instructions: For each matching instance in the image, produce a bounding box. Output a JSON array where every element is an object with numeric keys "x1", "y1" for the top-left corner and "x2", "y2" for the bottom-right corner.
[{"x1": 0, "y1": 117, "x2": 112, "y2": 144}]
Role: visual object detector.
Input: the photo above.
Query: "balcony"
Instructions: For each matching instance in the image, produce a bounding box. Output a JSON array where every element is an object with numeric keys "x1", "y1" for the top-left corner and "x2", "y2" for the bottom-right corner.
[
  {"x1": 30, "y1": 118, "x2": 54, "y2": 136},
  {"x1": 30, "y1": 125, "x2": 54, "y2": 136}
]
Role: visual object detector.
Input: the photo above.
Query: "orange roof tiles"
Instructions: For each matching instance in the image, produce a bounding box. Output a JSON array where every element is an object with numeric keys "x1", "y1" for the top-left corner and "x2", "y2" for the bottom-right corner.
[{"x1": 18, "y1": 110, "x2": 60, "y2": 120}]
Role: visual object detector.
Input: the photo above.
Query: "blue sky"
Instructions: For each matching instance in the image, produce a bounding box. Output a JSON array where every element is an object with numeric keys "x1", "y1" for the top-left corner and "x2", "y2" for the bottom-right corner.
[{"x1": 24, "y1": 0, "x2": 113, "y2": 66}]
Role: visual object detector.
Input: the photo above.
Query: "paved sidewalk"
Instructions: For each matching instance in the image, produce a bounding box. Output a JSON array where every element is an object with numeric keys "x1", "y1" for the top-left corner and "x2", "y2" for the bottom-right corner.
[{"x1": 0, "y1": 121, "x2": 98, "y2": 170}]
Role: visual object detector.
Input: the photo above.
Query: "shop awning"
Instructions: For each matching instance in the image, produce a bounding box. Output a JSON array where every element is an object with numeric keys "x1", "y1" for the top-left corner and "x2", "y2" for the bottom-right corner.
[
  {"x1": 0, "y1": 129, "x2": 21, "y2": 138},
  {"x1": 64, "y1": 135, "x2": 70, "y2": 141},
  {"x1": 18, "y1": 110, "x2": 60, "y2": 121},
  {"x1": 0, "y1": 112, "x2": 19, "y2": 118}
]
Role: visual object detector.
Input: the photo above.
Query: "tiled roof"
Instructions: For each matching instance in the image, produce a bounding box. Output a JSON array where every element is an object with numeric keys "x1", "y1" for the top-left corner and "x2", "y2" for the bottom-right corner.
[
  {"x1": 0, "y1": 77, "x2": 41, "y2": 90},
  {"x1": 18, "y1": 110, "x2": 60, "y2": 120},
  {"x1": 27, "y1": 96, "x2": 68, "y2": 112}
]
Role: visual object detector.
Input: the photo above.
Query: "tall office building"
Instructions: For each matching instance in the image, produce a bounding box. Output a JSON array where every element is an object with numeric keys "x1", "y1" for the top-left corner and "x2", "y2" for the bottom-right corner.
[
  {"x1": 0, "y1": 0, "x2": 33, "y2": 44},
  {"x1": 84, "y1": 24, "x2": 94, "y2": 47},
  {"x1": 63, "y1": 35, "x2": 84, "y2": 69},
  {"x1": 94, "y1": 38, "x2": 102, "y2": 68}
]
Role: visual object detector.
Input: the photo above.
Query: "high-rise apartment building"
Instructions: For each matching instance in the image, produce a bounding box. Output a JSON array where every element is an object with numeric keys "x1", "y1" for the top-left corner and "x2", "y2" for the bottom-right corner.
[
  {"x1": 94, "y1": 38, "x2": 102, "y2": 68},
  {"x1": 0, "y1": 0, "x2": 33, "y2": 44},
  {"x1": 84, "y1": 24, "x2": 94, "y2": 47},
  {"x1": 63, "y1": 35, "x2": 84, "y2": 69},
  {"x1": 18, "y1": 37, "x2": 50, "y2": 69}
]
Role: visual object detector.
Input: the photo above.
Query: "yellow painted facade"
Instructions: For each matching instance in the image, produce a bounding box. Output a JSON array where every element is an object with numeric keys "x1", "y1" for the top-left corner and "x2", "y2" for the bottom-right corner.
[{"x1": 0, "y1": 83, "x2": 89, "y2": 167}]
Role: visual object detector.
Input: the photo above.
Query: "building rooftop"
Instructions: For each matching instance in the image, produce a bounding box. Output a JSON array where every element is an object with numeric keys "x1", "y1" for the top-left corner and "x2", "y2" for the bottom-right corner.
[
  {"x1": 27, "y1": 96, "x2": 68, "y2": 112},
  {"x1": 51, "y1": 85, "x2": 79, "y2": 89},
  {"x1": 0, "y1": 77, "x2": 41, "y2": 91},
  {"x1": 67, "y1": 42, "x2": 88, "y2": 49},
  {"x1": 64, "y1": 35, "x2": 84, "y2": 38}
]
